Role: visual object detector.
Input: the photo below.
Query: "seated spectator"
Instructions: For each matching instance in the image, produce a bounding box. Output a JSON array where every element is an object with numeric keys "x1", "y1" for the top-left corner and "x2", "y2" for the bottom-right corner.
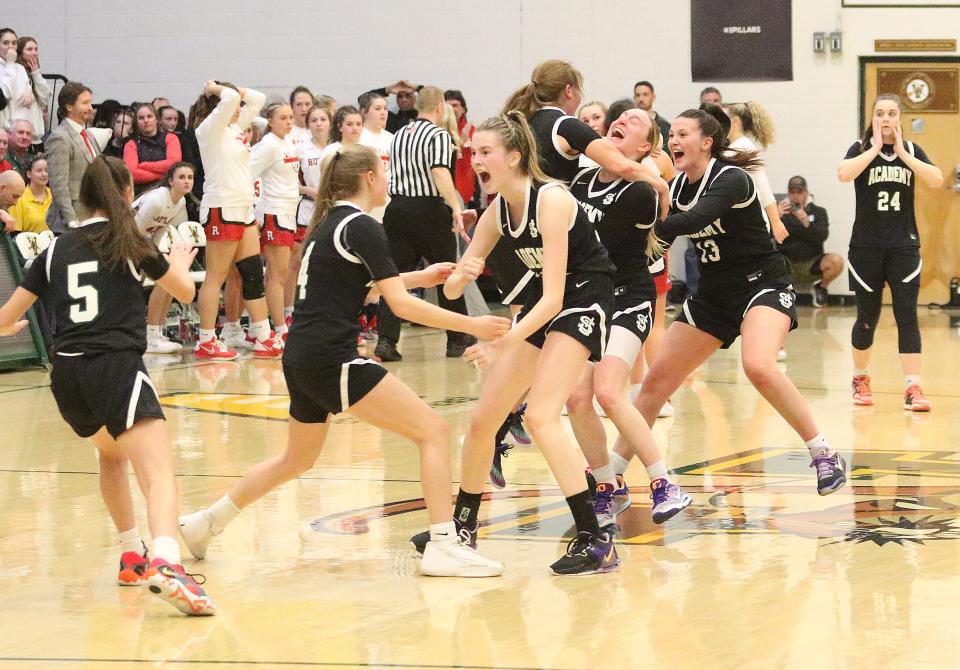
[
  {"x1": 0, "y1": 169, "x2": 25, "y2": 232},
  {"x1": 157, "y1": 105, "x2": 186, "y2": 134},
  {"x1": 124, "y1": 103, "x2": 182, "y2": 194},
  {"x1": 777, "y1": 175, "x2": 844, "y2": 307},
  {"x1": 91, "y1": 99, "x2": 121, "y2": 131},
  {"x1": 699, "y1": 86, "x2": 722, "y2": 105},
  {"x1": 9, "y1": 154, "x2": 50, "y2": 233},
  {"x1": 15, "y1": 36, "x2": 53, "y2": 143},
  {"x1": 102, "y1": 106, "x2": 133, "y2": 158},
  {"x1": 0, "y1": 129, "x2": 11, "y2": 172},
  {"x1": 6, "y1": 118, "x2": 36, "y2": 178}
]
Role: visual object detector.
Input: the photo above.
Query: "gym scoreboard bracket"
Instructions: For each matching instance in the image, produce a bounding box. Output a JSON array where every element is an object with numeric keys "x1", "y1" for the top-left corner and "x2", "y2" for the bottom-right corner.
[{"x1": 0, "y1": 234, "x2": 48, "y2": 370}]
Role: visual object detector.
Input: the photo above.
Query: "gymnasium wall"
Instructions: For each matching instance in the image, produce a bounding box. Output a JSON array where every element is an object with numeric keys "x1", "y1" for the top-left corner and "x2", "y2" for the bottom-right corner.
[{"x1": 6, "y1": 0, "x2": 959, "y2": 271}]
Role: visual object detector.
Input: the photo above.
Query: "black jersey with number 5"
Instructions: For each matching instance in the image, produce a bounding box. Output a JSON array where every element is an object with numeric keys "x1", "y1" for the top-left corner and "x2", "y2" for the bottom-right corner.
[
  {"x1": 19, "y1": 218, "x2": 170, "y2": 355},
  {"x1": 570, "y1": 167, "x2": 658, "y2": 288},
  {"x1": 285, "y1": 203, "x2": 400, "y2": 368},
  {"x1": 658, "y1": 159, "x2": 786, "y2": 295},
  {"x1": 528, "y1": 107, "x2": 601, "y2": 184},
  {"x1": 495, "y1": 180, "x2": 615, "y2": 278},
  {"x1": 845, "y1": 141, "x2": 930, "y2": 248}
]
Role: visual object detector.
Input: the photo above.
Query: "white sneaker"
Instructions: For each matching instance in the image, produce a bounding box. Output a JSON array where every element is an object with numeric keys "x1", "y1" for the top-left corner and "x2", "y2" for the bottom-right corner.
[
  {"x1": 777, "y1": 348, "x2": 788, "y2": 362},
  {"x1": 419, "y1": 540, "x2": 503, "y2": 577},
  {"x1": 222, "y1": 327, "x2": 254, "y2": 351},
  {"x1": 658, "y1": 401, "x2": 675, "y2": 418},
  {"x1": 179, "y1": 510, "x2": 219, "y2": 559},
  {"x1": 146, "y1": 336, "x2": 181, "y2": 354}
]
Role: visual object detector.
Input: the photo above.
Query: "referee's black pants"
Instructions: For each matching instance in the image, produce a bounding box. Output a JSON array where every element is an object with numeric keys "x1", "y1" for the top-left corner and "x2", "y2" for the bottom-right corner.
[{"x1": 378, "y1": 195, "x2": 469, "y2": 345}]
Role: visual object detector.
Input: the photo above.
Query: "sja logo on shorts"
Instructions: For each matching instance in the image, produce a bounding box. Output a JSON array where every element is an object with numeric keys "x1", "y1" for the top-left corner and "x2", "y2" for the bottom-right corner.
[
  {"x1": 779, "y1": 292, "x2": 794, "y2": 309},
  {"x1": 603, "y1": 193, "x2": 615, "y2": 206},
  {"x1": 578, "y1": 315, "x2": 595, "y2": 336},
  {"x1": 636, "y1": 313, "x2": 649, "y2": 333},
  {"x1": 528, "y1": 219, "x2": 539, "y2": 238}
]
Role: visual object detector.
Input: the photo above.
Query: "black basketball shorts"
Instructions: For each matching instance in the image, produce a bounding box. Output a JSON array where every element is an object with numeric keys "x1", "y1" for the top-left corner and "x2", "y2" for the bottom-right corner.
[
  {"x1": 51, "y1": 350, "x2": 166, "y2": 439},
  {"x1": 675, "y1": 281, "x2": 798, "y2": 349},
  {"x1": 284, "y1": 358, "x2": 388, "y2": 424},
  {"x1": 847, "y1": 246, "x2": 921, "y2": 294},
  {"x1": 605, "y1": 282, "x2": 657, "y2": 364},
  {"x1": 517, "y1": 272, "x2": 614, "y2": 362}
]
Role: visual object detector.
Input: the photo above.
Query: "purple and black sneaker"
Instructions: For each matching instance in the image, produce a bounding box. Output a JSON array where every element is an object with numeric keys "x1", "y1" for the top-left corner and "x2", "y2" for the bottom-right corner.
[
  {"x1": 650, "y1": 478, "x2": 692, "y2": 524},
  {"x1": 550, "y1": 531, "x2": 620, "y2": 575},
  {"x1": 811, "y1": 450, "x2": 847, "y2": 496},
  {"x1": 594, "y1": 482, "x2": 617, "y2": 530},
  {"x1": 612, "y1": 474, "x2": 632, "y2": 515},
  {"x1": 489, "y1": 442, "x2": 512, "y2": 489},
  {"x1": 506, "y1": 403, "x2": 531, "y2": 446}
]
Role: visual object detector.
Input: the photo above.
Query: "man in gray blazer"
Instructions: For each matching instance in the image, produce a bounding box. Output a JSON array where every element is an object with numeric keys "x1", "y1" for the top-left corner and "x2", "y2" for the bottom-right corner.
[{"x1": 45, "y1": 82, "x2": 99, "y2": 233}]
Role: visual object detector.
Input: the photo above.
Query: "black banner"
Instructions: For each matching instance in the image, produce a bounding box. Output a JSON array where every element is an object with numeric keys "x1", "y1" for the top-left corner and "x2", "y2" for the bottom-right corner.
[{"x1": 691, "y1": 0, "x2": 793, "y2": 82}]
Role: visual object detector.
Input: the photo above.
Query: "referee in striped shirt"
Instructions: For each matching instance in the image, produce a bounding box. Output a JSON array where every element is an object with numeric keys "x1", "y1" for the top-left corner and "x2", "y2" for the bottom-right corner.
[{"x1": 375, "y1": 86, "x2": 474, "y2": 361}]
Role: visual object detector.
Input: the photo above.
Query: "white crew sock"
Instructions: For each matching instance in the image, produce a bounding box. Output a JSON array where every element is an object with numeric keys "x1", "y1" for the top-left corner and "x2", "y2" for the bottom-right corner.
[
  {"x1": 853, "y1": 368, "x2": 869, "y2": 377},
  {"x1": 250, "y1": 319, "x2": 271, "y2": 342},
  {"x1": 805, "y1": 433, "x2": 835, "y2": 458},
  {"x1": 905, "y1": 375, "x2": 921, "y2": 388},
  {"x1": 610, "y1": 451, "x2": 631, "y2": 476},
  {"x1": 221, "y1": 320, "x2": 241, "y2": 334},
  {"x1": 208, "y1": 494, "x2": 241, "y2": 531},
  {"x1": 146, "y1": 325, "x2": 162, "y2": 340},
  {"x1": 118, "y1": 527, "x2": 144, "y2": 555},
  {"x1": 199, "y1": 328, "x2": 216, "y2": 343},
  {"x1": 275, "y1": 323, "x2": 288, "y2": 337},
  {"x1": 284, "y1": 306, "x2": 294, "y2": 318},
  {"x1": 429, "y1": 521, "x2": 457, "y2": 544},
  {"x1": 591, "y1": 463, "x2": 617, "y2": 488},
  {"x1": 152, "y1": 535, "x2": 181, "y2": 565},
  {"x1": 646, "y1": 459, "x2": 670, "y2": 483}
]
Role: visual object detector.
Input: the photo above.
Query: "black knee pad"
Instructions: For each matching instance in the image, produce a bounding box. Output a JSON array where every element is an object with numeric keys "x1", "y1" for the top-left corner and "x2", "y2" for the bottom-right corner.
[
  {"x1": 235, "y1": 255, "x2": 265, "y2": 301},
  {"x1": 891, "y1": 288, "x2": 922, "y2": 354},
  {"x1": 852, "y1": 292, "x2": 882, "y2": 350},
  {"x1": 851, "y1": 320, "x2": 877, "y2": 350}
]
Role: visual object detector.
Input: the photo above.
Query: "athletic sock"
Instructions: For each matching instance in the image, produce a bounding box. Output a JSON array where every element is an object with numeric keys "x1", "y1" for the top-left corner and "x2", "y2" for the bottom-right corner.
[
  {"x1": 454, "y1": 489, "x2": 482, "y2": 529},
  {"x1": 208, "y1": 494, "x2": 241, "y2": 531},
  {"x1": 628, "y1": 383, "x2": 643, "y2": 403},
  {"x1": 429, "y1": 521, "x2": 457, "y2": 545},
  {"x1": 284, "y1": 306, "x2": 294, "y2": 318},
  {"x1": 222, "y1": 320, "x2": 241, "y2": 334},
  {"x1": 146, "y1": 325, "x2": 162, "y2": 340},
  {"x1": 805, "y1": 433, "x2": 835, "y2": 458},
  {"x1": 275, "y1": 323, "x2": 288, "y2": 337},
  {"x1": 199, "y1": 328, "x2": 216, "y2": 343},
  {"x1": 152, "y1": 536, "x2": 181, "y2": 565},
  {"x1": 250, "y1": 319, "x2": 271, "y2": 342},
  {"x1": 118, "y1": 527, "x2": 144, "y2": 555},
  {"x1": 610, "y1": 451, "x2": 631, "y2": 476},
  {"x1": 591, "y1": 463, "x2": 617, "y2": 488},
  {"x1": 566, "y1": 490, "x2": 601, "y2": 537},
  {"x1": 646, "y1": 459, "x2": 670, "y2": 483},
  {"x1": 854, "y1": 368, "x2": 869, "y2": 377},
  {"x1": 905, "y1": 375, "x2": 921, "y2": 388}
]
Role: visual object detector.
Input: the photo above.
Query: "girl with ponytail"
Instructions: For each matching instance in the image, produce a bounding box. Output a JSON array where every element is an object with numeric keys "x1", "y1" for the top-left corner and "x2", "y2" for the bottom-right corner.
[
  {"x1": 0, "y1": 156, "x2": 215, "y2": 616},
  {"x1": 611, "y1": 107, "x2": 849, "y2": 499},
  {"x1": 179, "y1": 144, "x2": 510, "y2": 578},
  {"x1": 421, "y1": 111, "x2": 623, "y2": 576}
]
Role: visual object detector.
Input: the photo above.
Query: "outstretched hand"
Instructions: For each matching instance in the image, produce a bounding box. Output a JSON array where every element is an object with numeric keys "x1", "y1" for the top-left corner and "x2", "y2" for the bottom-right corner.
[
  {"x1": 0, "y1": 320, "x2": 29, "y2": 337},
  {"x1": 419, "y1": 262, "x2": 457, "y2": 287}
]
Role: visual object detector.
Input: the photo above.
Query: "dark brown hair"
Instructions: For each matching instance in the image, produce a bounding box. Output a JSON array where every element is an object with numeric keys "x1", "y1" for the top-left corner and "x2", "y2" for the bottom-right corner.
[
  {"x1": 15, "y1": 36, "x2": 41, "y2": 103},
  {"x1": 289, "y1": 85, "x2": 315, "y2": 107},
  {"x1": 79, "y1": 157, "x2": 155, "y2": 271},
  {"x1": 306, "y1": 144, "x2": 381, "y2": 239},
  {"x1": 57, "y1": 81, "x2": 92, "y2": 120},
  {"x1": 188, "y1": 81, "x2": 239, "y2": 129},
  {"x1": 678, "y1": 106, "x2": 763, "y2": 171},
  {"x1": 860, "y1": 94, "x2": 902, "y2": 153},
  {"x1": 502, "y1": 60, "x2": 583, "y2": 119},
  {"x1": 329, "y1": 105, "x2": 361, "y2": 143}
]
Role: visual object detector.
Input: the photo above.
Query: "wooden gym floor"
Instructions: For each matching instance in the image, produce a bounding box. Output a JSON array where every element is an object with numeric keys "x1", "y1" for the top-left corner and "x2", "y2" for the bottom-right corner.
[{"x1": 0, "y1": 305, "x2": 959, "y2": 669}]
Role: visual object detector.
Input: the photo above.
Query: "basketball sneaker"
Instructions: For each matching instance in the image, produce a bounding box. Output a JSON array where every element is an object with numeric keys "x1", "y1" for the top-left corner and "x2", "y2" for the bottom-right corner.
[
  {"x1": 253, "y1": 332, "x2": 284, "y2": 359},
  {"x1": 585, "y1": 469, "x2": 597, "y2": 498},
  {"x1": 374, "y1": 338, "x2": 402, "y2": 362},
  {"x1": 489, "y1": 442, "x2": 511, "y2": 489},
  {"x1": 144, "y1": 558, "x2": 216, "y2": 616},
  {"x1": 285, "y1": 314, "x2": 293, "y2": 329},
  {"x1": 118, "y1": 543, "x2": 149, "y2": 586},
  {"x1": 593, "y1": 482, "x2": 617, "y2": 531},
  {"x1": 418, "y1": 540, "x2": 503, "y2": 577},
  {"x1": 179, "y1": 510, "x2": 220, "y2": 559},
  {"x1": 146, "y1": 335, "x2": 181, "y2": 355},
  {"x1": 612, "y1": 474, "x2": 632, "y2": 515},
  {"x1": 904, "y1": 384, "x2": 931, "y2": 412},
  {"x1": 657, "y1": 401, "x2": 675, "y2": 418},
  {"x1": 852, "y1": 375, "x2": 873, "y2": 406},
  {"x1": 811, "y1": 280, "x2": 828, "y2": 308},
  {"x1": 777, "y1": 348, "x2": 788, "y2": 362},
  {"x1": 506, "y1": 404, "x2": 532, "y2": 446},
  {"x1": 221, "y1": 325, "x2": 254, "y2": 351},
  {"x1": 549, "y1": 531, "x2": 620, "y2": 575},
  {"x1": 650, "y1": 478, "x2": 692, "y2": 524},
  {"x1": 810, "y1": 450, "x2": 847, "y2": 496},
  {"x1": 410, "y1": 518, "x2": 478, "y2": 555},
  {"x1": 194, "y1": 337, "x2": 239, "y2": 361}
]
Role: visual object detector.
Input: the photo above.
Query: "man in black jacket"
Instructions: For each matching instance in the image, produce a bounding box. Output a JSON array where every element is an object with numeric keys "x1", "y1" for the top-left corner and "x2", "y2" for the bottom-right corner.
[{"x1": 777, "y1": 176, "x2": 844, "y2": 307}]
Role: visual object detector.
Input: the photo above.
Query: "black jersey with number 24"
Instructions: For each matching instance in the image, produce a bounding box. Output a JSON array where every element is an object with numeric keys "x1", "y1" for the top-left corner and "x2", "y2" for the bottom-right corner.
[
  {"x1": 845, "y1": 141, "x2": 931, "y2": 248},
  {"x1": 285, "y1": 203, "x2": 400, "y2": 368},
  {"x1": 20, "y1": 218, "x2": 170, "y2": 355}
]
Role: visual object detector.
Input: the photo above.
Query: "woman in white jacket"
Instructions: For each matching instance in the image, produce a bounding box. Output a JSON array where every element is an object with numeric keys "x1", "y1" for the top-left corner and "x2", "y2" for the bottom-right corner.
[
  {"x1": 15, "y1": 36, "x2": 53, "y2": 142},
  {"x1": 191, "y1": 79, "x2": 282, "y2": 360},
  {"x1": 0, "y1": 28, "x2": 33, "y2": 130},
  {"x1": 250, "y1": 103, "x2": 300, "y2": 341}
]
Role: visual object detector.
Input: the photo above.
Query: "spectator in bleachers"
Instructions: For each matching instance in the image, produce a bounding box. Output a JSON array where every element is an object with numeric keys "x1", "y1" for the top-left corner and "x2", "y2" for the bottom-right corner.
[
  {"x1": 633, "y1": 80, "x2": 671, "y2": 145},
  {"x1": 9, "y1": 154, "x2": 50, "y2": 233},
  {"x1": 445, "y1": 89, "x2": 476, "y2": 207},
  {"x1": 124, "y1": 103, "x2": 182, "y2": 195},
  {"x1": 0, "y1": 169, "x2": 25, "y2": 232},
  {"x1": 367, "y1": 81, "x2": 419, "y2": 132},
  {"x1": 15, "y1": 36, "x2": 52, "y2": 143},
  {"x1": 6, "y1": 118, "x2": 36, "y2": 178},
  {"x1": 151, "y1": 97, "x2": 170, "y2": 110},
  {"x1": 101, "y1": 106, "x2": 133, "y2": 158},
  {"x1": 777, "y1": 175, "x2": 844, "y2": 307},
  {"x1": 91, "y1": 99, "x2": 121, "y2": 130},
  {"x1": 699, "y1": 86, "x2": 722, "y2": 105},
  {"x1": 0, "y1": 128, "x2": 11, "y2": 172},
  {"x1": 45, "y1": 81, "x2": 100, "y2": 231},
  {"x1": 158, "y1": 105, "x2": 186, "y2": 134},
  {"x1": 0, "y1": 28, "x2": 31, "y2": 130}
]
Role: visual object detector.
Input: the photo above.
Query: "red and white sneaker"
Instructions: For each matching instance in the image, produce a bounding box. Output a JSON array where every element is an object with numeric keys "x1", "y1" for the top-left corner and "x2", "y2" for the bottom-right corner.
[
  {"x1": 904, "y1": 384, "x2": 931, "y2": 412},
  {"x1": 285, "y1": 313, "x2": 293, "y2": 329},
  {"x1": 118, "y1": 547, "x2": 149, "y2": 586},
  {"x1": 852, "y1": 375, "x2": 873, "y2": 406},
  {"x1": 144, "y1": 558, "x2": 216, "y2": 616},
  {"x1": 253, "y1": 332, "x2": 284, "y2": 359},
  {"x1": 194, "y1": 337, "x2": 239, "y2": 361}
]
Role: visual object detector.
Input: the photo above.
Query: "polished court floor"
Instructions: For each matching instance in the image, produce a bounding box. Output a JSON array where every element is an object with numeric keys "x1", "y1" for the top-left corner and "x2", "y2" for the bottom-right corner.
[{"x1": 1, "y1": 305, "x2": 959, "y2": 669}]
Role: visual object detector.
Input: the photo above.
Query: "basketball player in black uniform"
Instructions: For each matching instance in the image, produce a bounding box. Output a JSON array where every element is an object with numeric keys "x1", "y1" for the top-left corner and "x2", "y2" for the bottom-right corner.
[
  {"x1": 837, "y1": 94, "x2": 943, "y2": 411},
  {"x1": 411, "y1": 112, "x2": 621, "y2": 575},
  {"x1": 179, "y1": 145, "x2": 509, "y2": 577},
  {"x1": 611, "y1": 106, "x2": 847, "y2": 496},
  {"x1": 566, "y1": 108, "x2": 692, "y2": 529},
  {"x1": 0, "y1": 157, "x2": 215, "y2": 615}
]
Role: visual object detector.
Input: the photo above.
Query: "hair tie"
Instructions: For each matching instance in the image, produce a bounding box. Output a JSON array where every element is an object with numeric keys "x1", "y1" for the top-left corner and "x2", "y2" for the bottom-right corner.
[{"x1": 334, "y1": 150, "x2": 342, "y2": 160}]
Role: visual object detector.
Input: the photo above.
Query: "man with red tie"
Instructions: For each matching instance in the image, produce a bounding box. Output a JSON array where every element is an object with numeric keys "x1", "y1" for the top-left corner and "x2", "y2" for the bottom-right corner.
[{"x1": 45, "y1": 81, "x2": 101, "y2": 233}]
